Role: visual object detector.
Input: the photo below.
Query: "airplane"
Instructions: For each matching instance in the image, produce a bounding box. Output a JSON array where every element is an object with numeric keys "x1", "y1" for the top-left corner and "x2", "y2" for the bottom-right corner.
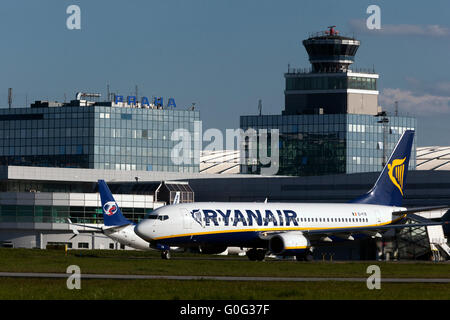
[
  {"x1": 68, "y1": 180, "x2": 152, "y2": 250},
  {"x1": 69, "y1": 182, "x2": 242, "y2": 254},
  {"x1": 134, "y1": 130, "x2": 448, "y2": 260}
]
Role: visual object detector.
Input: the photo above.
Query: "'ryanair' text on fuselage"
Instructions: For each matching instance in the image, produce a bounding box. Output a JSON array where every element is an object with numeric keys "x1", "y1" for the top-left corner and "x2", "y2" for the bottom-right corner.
[{"x1": 191, "y1": 209, "x2": 301, "y2": 227}]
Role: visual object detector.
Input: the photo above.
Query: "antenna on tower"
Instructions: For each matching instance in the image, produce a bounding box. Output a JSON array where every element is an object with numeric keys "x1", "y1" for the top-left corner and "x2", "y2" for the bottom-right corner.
[
  {"x1": 8, "y1": 88, "x2": 12, "y2": 109},
  {"x1": 135, "y1": 85, "x2": 138, "y2": 100},
  {"x1": 258, "y1": 99, "x2": 262, "y2": 116},
  {"x1": 395, "y1": 101, "x2": 398, "y2": 116},
  {"x1": 107, "y1": 83, "x2": 110, "y2": 101}
]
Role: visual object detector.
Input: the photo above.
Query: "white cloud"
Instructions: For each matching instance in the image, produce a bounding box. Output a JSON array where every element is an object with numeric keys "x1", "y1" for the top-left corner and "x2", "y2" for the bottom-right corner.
[
  {"x1": 405, "y1": 77, "x2": 450, "y2": 97},
  {"x1": 380, "y1": 88, "x2": 450, "y2": 115},
  {"x1": 349, "y1": 19, "x2": 450, "y2": 37}
]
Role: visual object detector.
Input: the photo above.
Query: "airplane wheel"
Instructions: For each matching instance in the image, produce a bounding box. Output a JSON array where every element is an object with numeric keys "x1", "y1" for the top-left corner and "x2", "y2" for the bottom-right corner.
[
  {"x1": 161, "y1": 250, "x2": 171, "y2": 260},
  {"x1": 295, "y1": 253, "x2": 313, "y2": 261},
  {"x1": 295, "y1": 254, "x2": 305, "y2": 261},
  {"x1": 246, "y1": 249, "x2": 258, "y2": 261},
  {"x1": 256, "y1": 250, "x2": 266, "y2": 261}
]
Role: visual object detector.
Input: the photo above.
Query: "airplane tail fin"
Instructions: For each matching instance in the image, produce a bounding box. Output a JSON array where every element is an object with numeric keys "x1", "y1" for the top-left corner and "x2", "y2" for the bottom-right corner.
[
  {"x1": 350, "y1": 130, "x2": 415, "y2": 207},
  {"x1": 98, "y1": 180, "x2": 133, "y2": 226}
]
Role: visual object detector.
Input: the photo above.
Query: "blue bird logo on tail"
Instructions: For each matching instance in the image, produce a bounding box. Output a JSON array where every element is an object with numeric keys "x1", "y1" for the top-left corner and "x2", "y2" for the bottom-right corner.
[{"x1": 103, "y1": 201, "x2": 118, "y2": 216}]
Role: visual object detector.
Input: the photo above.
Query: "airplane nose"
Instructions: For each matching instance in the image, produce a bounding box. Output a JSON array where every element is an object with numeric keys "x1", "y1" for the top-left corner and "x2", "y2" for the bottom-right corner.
[{"x1": 135, "y1": 221, "x2": 152, "y2": 241}]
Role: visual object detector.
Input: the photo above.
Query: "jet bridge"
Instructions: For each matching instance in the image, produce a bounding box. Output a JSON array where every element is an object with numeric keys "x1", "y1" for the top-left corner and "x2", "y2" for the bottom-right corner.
[{"x1": 395, "y1": 213, "x2": 449, "y2": 261}]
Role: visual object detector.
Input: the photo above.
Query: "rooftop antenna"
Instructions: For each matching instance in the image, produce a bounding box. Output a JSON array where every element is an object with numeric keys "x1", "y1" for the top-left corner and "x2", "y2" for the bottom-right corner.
[
  {"x1": 107, "y1": 83, "x2": 110, "y2": 101},
  {"x1": 135, "y1": 85, "x2": 138, "y2": 100},
  {"x1": 327, "y1": 25, "x2": 337, "y2": 35},
  {"x1": 8, "y1": 88, "x2": 12, "y2": 109},
  {"x1": 394, "y1": 101, "x2": 398, "y2": 116},
  {"x1": 258, "y1": 99, "x2": 262, "y2": 116}
]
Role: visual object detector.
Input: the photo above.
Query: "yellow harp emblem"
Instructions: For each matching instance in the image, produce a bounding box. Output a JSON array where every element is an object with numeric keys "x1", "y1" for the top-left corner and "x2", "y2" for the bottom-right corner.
[{"x1": 388, "y1": 157, "x2": 406, "y2": 195}]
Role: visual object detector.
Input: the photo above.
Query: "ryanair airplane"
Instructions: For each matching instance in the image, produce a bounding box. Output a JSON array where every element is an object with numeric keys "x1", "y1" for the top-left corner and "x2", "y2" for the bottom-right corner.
[{"x1": 125, "y1": 130, "x2": 446, "y2": 260}]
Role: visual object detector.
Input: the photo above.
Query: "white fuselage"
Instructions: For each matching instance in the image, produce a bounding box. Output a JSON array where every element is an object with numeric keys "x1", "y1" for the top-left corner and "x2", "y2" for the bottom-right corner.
[
  {"x1": 104, "y1": 225, "x2": 151, "y2": 250},
  {"x1": 134, "y1": 202, "x2": 406, "y2": 247}
]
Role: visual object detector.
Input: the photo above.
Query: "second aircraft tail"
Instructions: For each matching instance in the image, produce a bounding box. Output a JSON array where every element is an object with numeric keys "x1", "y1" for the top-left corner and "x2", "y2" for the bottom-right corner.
[{"x1": 98, "y1": 179, "x2": 133, "y2": 226}]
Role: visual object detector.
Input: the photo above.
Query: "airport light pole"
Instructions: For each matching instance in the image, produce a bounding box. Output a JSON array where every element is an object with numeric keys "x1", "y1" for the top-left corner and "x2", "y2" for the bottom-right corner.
[{"x1": 375, "y1": 111, "x2": 389, "y2": 167}]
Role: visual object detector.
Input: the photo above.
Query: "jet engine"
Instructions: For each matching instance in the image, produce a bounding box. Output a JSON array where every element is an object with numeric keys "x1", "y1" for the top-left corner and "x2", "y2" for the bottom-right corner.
[{"x1": 269, "y1": 232, "x2": 310, "y2": 255}]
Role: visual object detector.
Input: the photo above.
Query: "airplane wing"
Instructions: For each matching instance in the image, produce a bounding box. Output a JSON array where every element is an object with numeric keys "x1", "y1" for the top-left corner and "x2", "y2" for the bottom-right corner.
[
  {"x1": 67, "y1": 218, "x2": 102, "y2": 231},
  {"x1": 67, "y1": 218, "x2": 131, "y2": 232},
  {"x1": 303, "y1": 220, "x2": 445, "y2": 237},
  {"x1": 392, "y1": 205, "x2": 450, "y2": 216},
  {"x1": 258, "y1": 220, "x2": 447, "y2": 242}
]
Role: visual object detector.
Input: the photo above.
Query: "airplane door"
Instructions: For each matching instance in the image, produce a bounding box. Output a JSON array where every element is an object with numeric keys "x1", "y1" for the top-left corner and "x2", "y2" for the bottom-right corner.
[
  {"x1": 375, "y1": 210, "x2": 382, "y2": 224},
  {"x1": 181, "y1": 208, "x2": 192, "y2": 230}
]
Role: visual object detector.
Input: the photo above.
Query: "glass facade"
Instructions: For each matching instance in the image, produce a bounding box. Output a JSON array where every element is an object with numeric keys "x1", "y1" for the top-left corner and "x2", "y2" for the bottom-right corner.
[
  {"x1": 240, "y1": 114, "x2": 416, "y2": 176},
  {"x1": 286, "y1": 75, "x2": 377, "y2": 91},
  {"x1": 0, "y1": 204, "x2": 151, "y2": 224},
  {"x1": 0, "y1": 106, "x2": 200, "y2": 172}
]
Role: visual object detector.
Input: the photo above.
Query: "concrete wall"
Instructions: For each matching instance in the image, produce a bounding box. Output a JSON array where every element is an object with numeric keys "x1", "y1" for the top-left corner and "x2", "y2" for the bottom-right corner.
[{"x1": 347, "y1": 92, "x2": 378, "y2": 115}]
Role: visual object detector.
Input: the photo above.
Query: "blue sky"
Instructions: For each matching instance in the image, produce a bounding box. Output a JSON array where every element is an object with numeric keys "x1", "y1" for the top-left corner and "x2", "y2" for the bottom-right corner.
[{"x1": 1, "y1": 0, "x2": 450, "y2": 146}]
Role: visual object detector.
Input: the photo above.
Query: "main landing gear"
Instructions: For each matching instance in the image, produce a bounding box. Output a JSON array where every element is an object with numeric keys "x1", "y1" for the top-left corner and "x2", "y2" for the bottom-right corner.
[
  {"x1": 246, "y1": 249, "x2": 266, "y2": 261},
  {"x1": 295, "y1": 250, "x2": 314, "y2": 261},
  {"x1": 161, "y1": 250, "x2": 171, "y2": 260}
]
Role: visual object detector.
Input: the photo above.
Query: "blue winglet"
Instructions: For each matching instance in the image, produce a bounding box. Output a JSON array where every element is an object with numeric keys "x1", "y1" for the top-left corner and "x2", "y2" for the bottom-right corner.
[
  {"x1": 98, "y1": 180, "x2": 133, "y2": 226},
  {"x1": 350, "y1": 130, "x2": 415, "y2": 207}
]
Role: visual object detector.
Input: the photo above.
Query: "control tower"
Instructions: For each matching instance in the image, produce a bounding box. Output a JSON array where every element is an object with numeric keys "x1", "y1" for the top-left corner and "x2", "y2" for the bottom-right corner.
[{"x1": 284, "y1": 26, "x2": 379, "y2": 115}]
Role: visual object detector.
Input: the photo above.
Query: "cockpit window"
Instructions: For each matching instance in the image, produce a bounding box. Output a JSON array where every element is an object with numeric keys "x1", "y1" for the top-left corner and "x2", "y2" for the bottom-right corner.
[{"x1": 158, "y1": 215, "x2": 169, "y2": 221}]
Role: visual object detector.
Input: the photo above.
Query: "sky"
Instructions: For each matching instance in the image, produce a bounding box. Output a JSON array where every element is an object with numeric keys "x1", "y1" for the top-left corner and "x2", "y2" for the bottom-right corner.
[{"x1": 1, "y1": 0, "x2": 450, "y2": 146}]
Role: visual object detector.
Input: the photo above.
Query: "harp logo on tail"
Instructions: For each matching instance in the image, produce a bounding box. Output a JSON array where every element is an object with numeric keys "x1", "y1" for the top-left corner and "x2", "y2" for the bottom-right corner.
[{"x1": 388, "y1": 157, "x2": 406, "y2": 195}]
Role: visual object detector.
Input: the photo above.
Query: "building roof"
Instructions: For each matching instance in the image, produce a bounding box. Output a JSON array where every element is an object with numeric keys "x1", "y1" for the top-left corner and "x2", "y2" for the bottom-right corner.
[
  {"x1": 200, "y1": 150, "x2": 240, "y2": 174},
  {"x1": 416, "y1": 146, "x2": 450, "y2": 170}
]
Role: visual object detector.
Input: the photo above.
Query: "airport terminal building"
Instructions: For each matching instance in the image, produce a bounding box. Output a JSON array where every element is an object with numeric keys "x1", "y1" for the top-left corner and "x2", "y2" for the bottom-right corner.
[
  {"x1": 0, "y1": 95, "x2": 200, "y2": 172},
  {"x1": 0, "y1": 27, "x2": 448, "y2": 261}
]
